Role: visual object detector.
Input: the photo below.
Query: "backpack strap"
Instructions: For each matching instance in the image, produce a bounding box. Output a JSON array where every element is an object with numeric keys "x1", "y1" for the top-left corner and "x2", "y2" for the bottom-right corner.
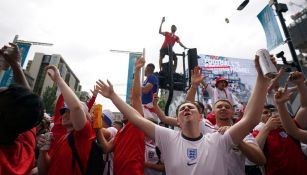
[
  {"x1": 155, "y1": 146, "x2": 162, "y2": 164},
  {"x1": 67, "y1": 133, "x2": 85, "y2": 175}
]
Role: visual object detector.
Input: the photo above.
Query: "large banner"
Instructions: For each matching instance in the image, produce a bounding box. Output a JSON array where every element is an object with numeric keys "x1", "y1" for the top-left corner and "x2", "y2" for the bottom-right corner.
[
  {"x1": 0, "y1": 42, "x2": 31, "y2": 87},
  {"x1": 198, "y1": 54, "x2": 257, "y2": 104},
  {"x1": 126, "y1": 52, "x2": 142, "y2": 104},
  {"x1": 257, "y1": 5, "x2": 283, "y2": 51}
]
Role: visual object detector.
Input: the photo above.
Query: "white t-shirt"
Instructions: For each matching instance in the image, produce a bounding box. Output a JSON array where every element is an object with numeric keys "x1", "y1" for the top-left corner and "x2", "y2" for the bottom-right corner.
[
  {"x1": 155, "y1": 125, "x2": 234, "y2": 175},
  {"x1": 144, "y1": 139, "x2": 163, "y2": 175},
  {"x1": 142, "y1": 102, "x2": 159, "y2": 122},
  {"x1": 253, "y1": 122, "x2": 265, "y2": 132},
  {"x1": 200, "y1": 119, "x2": 216, "y2": 135},
  {"x1": 206, "y1": 85, "x2": 237, "y2": 105},
  {"x1": 227, "y1": 133, "x2": 258, "y2": 174},
  {"x1": 103, "y1": 127, "x2": 118, "y2": 175}
]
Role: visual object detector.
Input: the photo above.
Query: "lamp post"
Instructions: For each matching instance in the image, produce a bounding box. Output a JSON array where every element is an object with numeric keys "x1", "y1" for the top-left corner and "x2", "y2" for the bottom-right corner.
[
  {"x1": 237, "y1": 0, "x2": 303, "y2": 72},
  {"x1": 271, "y1": 0, "x2": 302, "y2": 71}
]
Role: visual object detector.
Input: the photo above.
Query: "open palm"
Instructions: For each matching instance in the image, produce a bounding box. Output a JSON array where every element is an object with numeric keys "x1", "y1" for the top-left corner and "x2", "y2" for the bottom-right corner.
[
  {"x1": 96, "y1": 79, "x2": 114, "y2": 99},
  {"x1": 191, "y1": 66, "x2": 204, "y2": 85},
  {"x1": 274, "y1": 84, "x2": 291, "y2": 104}
]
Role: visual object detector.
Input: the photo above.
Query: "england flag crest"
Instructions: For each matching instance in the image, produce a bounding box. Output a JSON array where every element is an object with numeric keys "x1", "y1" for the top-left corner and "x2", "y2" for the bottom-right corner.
[{"x1": 187, "y1": 148, "x2": 197, "y2": 160}]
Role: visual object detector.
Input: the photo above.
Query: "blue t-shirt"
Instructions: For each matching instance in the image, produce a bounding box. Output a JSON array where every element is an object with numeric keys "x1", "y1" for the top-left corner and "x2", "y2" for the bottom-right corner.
[{"x1": 142, "y1": 74, "x2": 158, "y2": 104}]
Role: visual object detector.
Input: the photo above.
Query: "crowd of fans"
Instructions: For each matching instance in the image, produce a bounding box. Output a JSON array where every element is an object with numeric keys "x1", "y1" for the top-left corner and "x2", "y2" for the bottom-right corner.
[{"x1": 1, "y1": 22, "x2": 307, "y2": 175}]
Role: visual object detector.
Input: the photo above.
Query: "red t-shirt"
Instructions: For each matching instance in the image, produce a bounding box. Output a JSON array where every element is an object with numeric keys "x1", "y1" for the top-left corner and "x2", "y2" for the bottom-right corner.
[
  {"x1": 0, "y1": 128, "x2": 36, "y2": 175},
  {"x1": 161, "y1": 32, "x2": 180, "y2": 49},
  {"x1": 50, "y1": 94, "x2": 66, "y2": 152},
  {"x1": 48, "y1": 121, "x2": 96, "y2": 175},
  {"x1": 206, "y1": 112, "x2": 216, "y2": 125},
  {"x1": 255, "y1": 128, "x2": 307, "y2": 175},
  {"x1": 113, "y1": 122, "x2": 145, "y2": 175}
]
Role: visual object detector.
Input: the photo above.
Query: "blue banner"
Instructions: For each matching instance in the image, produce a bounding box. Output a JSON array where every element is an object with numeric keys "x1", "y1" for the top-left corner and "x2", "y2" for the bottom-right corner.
[
  {"x1": 126, "y1": 52, "x2": 141, "y2": 104},
  {"x1": 257, "y1": 5, "x2": 283, "y2": 51},
  {"x1": 0, "y1": 42, "x2": 31, "y2": 87}
]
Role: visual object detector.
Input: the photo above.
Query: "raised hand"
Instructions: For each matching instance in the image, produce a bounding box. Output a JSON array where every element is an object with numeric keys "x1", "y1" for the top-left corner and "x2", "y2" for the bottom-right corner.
[
  {"x1": 90, "y1": 85, "x2": 99, "y2": 97},
  {"x1": 135, "y1": 56, "x2": 145, "y2": 70},
  {"x1": 37, "y1": 133, "x2": 53, "y2": 151},
  {"x1": 0, "y1": 43, "x2": 21, "y2": 66},
  {"x1": 268, "y1": 68, "x2": 285, "y2": 92},
  {"x1": 270, "y1": 55, "x2": 277, "y2": 66},
  {"x1": 288, "y1": 71, "x2": 305, "y2": 85},
  {"x1": 191, "y1": 66, "x2": 204, "y2": 86},
  {"x1": 161, "y1": 16, "x2": 165, "y2": 23},
  {"x1": 265, "y1": 117, "x2": 282, "y2": 131},
  {"x1": 274, "y1": 83, "x2": 293, "y2": 104},
  {"x1": 96, "y1": 79, "x2": 115, "y2": 99},
  {"x1": 46, "y1": 65, "x2": 61, "y2": 83}
]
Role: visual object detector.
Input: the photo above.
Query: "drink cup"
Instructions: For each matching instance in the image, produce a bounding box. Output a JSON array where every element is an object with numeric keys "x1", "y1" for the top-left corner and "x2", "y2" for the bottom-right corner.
[
  {"x1": 256, "y1": 49, "x2": 277, "y2": 79},
  {"x1": 40, "y1": 132, "x2": 53, "y2": 151}
]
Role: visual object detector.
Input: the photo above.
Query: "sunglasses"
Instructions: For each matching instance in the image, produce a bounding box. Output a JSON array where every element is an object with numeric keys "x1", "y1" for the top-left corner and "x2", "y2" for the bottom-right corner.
[{"x1": 59, "y1": 108, "x2": 70, "y2": 115}]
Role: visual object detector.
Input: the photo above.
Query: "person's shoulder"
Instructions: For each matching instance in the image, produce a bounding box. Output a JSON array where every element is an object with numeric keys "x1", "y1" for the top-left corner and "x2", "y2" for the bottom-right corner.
[
  {"x1": 152, "y1": 74, "x2": 159, "y2": 80},
  {"x1": 148, "y1": 74, "x2": 158, "y2": 81},
  {"x1": 156, "y1": 125, "x2": 176, "y2": 136},
  {"x1": 15, "y1": 128, "x2": 36, "y2": 146},
  {"x1": 107, "y1": 127, "x2": 118, "y2": 135}
]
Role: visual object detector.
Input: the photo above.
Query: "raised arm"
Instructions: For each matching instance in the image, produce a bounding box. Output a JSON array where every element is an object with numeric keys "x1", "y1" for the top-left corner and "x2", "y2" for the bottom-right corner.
[
  {"x1": 238, "y1": 141, "x2": 266, "y2": 165},
  {"x1": 96, "y1": 62, "x2": 156, "y2": 140},
  {"x1": 46, "y1": 65, "x2": 87, "y2": 131},
  {"x1": 132, "y1": 57, "x2": 145, "y2": 115},
  {"x1": 186, "y1": 66, "x2": 205, "y2": 101},
  {"x1": 152, "y1": 93, "x2": 178, "y2": 126},
  {"x1": 87, "y1": 85, "x2": 98, "y2": 111},
  {"x1": 289, "y1": 71, "x2": 307, "y2": 129},
  {"x1": 228, "y1": 55, "x2": 271, "y2": 145},
  {"x1": 275, "y1": 80, "x2": 307, "y2": 144},
  {"x1": 159, "y1": 17, "x2": 165, "y2": 35},
  {"x1": 0, "y1": 43, "x2": 29, "y2": 89}
]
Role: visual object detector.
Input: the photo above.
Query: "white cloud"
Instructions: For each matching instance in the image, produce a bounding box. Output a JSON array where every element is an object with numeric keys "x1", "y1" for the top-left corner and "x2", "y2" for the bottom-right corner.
[{"x1": 0, "y1": 0, "x2": 305, "y2": 111}]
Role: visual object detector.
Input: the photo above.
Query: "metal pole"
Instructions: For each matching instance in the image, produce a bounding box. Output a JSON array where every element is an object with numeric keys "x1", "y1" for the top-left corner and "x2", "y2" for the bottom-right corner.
[
  {"x1": 273, "y1": 0, "x2": 302, "y2": 72},
  {"x1": 164, "y1": 44, "x2": 174, "y2": 116}
]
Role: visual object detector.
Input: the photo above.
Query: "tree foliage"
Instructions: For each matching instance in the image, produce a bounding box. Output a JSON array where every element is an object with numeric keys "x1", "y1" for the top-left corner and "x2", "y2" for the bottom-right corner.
[{"x1": 42, "y1": 86, "x2": 57, "y2": 116}]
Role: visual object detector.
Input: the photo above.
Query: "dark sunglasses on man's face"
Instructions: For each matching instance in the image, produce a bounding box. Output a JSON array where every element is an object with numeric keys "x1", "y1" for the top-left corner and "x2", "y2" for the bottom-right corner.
[{"x1": 59, "y1": 108, "x2": 70, "y2": 115}]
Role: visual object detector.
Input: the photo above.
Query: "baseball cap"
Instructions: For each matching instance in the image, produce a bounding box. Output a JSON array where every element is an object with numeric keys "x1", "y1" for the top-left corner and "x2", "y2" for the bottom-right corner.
[
  {"x1": 102, "y1": 109, "x2": 114, "y2": 127},
  {"x1": 215, "y1": 77, "x2": 228, "y2": 87},
  {"x1": 59, "y1": 102, "x2": 89, "y2": 115}
]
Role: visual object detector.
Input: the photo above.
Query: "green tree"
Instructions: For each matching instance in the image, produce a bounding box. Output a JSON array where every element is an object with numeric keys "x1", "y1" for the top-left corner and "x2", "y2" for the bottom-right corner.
[
  {"x1": 42, "y1": 86, "x2": 57, "y2": 116},
  {"x1": 158, "y1": 90, "x2": 167, "y2": 111}
]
